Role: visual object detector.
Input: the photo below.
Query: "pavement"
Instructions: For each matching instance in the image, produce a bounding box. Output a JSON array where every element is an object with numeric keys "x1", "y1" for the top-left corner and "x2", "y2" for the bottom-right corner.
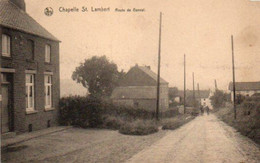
[
  {"x1": 1, "y1": 126, "x2": 72, "y2": 148},
  {"x1": 126, "y1": 114, "x2": 260, "y2": 163}
]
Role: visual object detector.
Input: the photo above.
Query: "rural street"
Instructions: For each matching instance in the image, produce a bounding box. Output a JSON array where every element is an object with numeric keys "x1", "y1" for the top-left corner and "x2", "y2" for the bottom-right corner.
[
  {"x1": 2, "y1": 114, "x2": 260, "y2": 163},
  {"x1": 126, "y1": 114, "x2": 260, "y2": 163}
]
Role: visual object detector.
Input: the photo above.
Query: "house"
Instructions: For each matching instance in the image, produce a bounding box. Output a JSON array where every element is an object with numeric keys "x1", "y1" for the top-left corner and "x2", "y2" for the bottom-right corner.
[
  {"x1": 1, "y1": 0, "x2": 60, "y2": 134},
  {"x1": 173, "y1": 89, "x2": 213, "y2": 107},
  {"x1": 111, "y1": 65, "x2": 169, "y2": 112},
  {"x1": 228, "y1": 81, "x2": 260, "y2": 102}
]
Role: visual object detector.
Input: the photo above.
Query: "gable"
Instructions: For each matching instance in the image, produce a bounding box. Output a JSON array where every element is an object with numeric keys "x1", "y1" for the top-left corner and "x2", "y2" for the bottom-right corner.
[{"x1": 119, "y1": 67, "x2": 157, "y2": 86}]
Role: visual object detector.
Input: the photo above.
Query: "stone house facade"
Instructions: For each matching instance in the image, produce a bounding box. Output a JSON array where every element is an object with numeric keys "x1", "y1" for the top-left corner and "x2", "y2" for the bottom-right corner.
[
  {"x1": 111, "y1": 65, "x2": 169, "y2": 112},
  {"x1": 228, "y1": 81, "x2": 260, "y2": 102}
]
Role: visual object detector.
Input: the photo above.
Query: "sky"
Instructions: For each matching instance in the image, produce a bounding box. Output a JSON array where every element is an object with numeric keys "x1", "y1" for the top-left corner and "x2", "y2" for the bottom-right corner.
[{"x1": 25, "y1": 0, "x2": 260, "y2": 91}]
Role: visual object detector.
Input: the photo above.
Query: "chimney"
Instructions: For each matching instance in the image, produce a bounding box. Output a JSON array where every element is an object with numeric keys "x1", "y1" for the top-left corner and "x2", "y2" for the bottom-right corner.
[
  {"x1": 10, "y1": 0, "x2": 26, "y2": 11},
  {"x1": 145, "y1": 65, "x2": 151, "y2": 70}
]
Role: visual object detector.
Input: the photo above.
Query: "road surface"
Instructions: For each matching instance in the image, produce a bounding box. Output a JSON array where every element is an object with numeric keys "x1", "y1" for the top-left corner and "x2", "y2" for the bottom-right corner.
[{"x1": 126, "y1": 114, "x2": 260, "y2": 163}]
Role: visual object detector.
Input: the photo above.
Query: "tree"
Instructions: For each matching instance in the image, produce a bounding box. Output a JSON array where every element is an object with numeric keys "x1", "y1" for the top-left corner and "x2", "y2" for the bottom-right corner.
[
  {"x1": 210, "y1": 90, "x2": 227, "y2": 108},
  {"x1": 169, "y1": 87, "x2": 179, "y2": 101},
  {"x1": 72, "y1": 56, "x2": 125, "y2": 98}
]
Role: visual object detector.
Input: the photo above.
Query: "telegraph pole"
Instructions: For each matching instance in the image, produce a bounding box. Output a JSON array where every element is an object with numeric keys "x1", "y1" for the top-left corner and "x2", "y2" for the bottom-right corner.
[
  {"x1": 156, "y1": 12, "x2": 162, "y2": 121},
  {"x1": 184, "y1": 54, "x2": 186, "y2": 114},
  {"x1": 192, "y1": 72, "x2": 195, "y2": 107},
  {"x1": 215, "y1": 79, "x2": 218, "y2": 90},
  {"x1": 197, "y1": 83, "x2": 200, "y2": 105},
  {"x1": 231, "y1": 35, "x2": 237, "y2": 120}
]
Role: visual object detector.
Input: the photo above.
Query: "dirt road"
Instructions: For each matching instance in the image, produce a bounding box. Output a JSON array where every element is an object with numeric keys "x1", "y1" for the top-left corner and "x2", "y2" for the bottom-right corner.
[{"x1": 126, "y1": 114, "x2": 260, "y2": 163}]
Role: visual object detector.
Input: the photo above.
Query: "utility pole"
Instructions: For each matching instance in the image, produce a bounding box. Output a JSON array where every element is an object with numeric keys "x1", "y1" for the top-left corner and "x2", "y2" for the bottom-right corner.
[
  {"x1": 184, "y1": 54, "x2": 186, "y2": 114},
  {"x1": 156, "y1": 12, "x2": 162, "y2": 121},
  {"x1": 197, "y1": 83, "x2": 200, "y2": 105},
  {"x1": 215, "y1": 79, "x2": 218, "y2": 91},
  {"x1": 192, "y1": 72, "x2": 195, "y2": 107},
  {"x1": 231, "y1": 35, "x2": 237, "y2": 120}
]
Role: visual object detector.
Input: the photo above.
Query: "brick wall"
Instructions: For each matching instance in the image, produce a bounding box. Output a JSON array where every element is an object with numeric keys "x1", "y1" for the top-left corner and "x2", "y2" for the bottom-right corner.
[{"x1": 1, "y1": 27, "x2": 60, "y2": 133}]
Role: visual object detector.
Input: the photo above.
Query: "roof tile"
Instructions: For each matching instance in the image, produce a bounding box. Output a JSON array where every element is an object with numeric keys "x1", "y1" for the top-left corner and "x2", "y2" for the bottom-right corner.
[{"x1": 0, "y1": 0, "x2": 59, "y2": 41}]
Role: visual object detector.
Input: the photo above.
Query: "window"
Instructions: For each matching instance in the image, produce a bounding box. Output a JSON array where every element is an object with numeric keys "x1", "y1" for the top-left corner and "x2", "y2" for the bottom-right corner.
[
  {"x1": 2, "y1": 34, "x2": 11, "y2": 57},
  {"x1": 45, "y1": 75, "x2": 52, "y2": 108},
  {"x1": 26, "y1": 74, "x2": 35, "y2": 111},
  {"x1": 27, "y1": 40, "x2": 34, "y2": 60},
  {"x1": 45, "y1": 44, "x2": 51, "y2": 63}
]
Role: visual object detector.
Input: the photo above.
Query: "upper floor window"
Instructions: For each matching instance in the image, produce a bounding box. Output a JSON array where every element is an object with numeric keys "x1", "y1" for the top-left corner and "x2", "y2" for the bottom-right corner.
[
  {"x1": 45, "y1": 44, "x2": 51, "y2": 63},
  {"x1": 2, "y1": 34, "x2": 11, "y2": 57},
  {"x1": 27, "y1": 39, "x2": 34, "y2": 60}
]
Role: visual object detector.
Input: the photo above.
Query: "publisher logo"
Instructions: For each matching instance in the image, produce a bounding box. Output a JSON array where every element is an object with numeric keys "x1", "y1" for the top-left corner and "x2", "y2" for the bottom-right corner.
[{"x1": 44, "y1": 7, "x2": 53, "y2": 16}]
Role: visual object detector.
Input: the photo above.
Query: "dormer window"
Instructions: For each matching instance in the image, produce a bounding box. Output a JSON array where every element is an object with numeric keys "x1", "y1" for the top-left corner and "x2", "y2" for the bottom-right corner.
[
  {"x1": 2, "y1": 34, "x2": 11, "y2": 57},
  {"x1": 45, "y1": 44, "x2": 51, "y2": 63}
]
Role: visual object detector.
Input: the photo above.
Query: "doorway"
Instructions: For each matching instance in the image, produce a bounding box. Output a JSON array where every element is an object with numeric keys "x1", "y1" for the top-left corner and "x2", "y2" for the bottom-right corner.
[{"x1": 1, "y1": 73, "x2": 13, "y2": 134}]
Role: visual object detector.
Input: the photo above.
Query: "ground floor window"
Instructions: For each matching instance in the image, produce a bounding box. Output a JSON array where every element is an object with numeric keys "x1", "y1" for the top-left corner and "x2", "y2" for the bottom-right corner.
[
  {"x1": 26, "y1": 74, "x2": 35, "y2": 111},
  {"x1": 45, "y1": 75, "x2": 52, "y2": 108}
]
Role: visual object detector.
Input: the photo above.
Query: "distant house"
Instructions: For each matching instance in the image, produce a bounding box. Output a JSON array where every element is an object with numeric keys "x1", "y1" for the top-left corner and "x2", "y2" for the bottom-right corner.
[
  {"x1": 197, "y1": 90, "x2": 211, "y2": 106},
  {"x1": 1, "y1": 0, "x2": 60, "y2": 134},
  {"x1": 228, "y1": 81, "x2": 260, "y2": 102},
  {"x1": 175, "y1": 90, "x2": 210, "y2": 103},
  {"x1": 111, "y1": 65, "x2": 169, "y2": 112}
]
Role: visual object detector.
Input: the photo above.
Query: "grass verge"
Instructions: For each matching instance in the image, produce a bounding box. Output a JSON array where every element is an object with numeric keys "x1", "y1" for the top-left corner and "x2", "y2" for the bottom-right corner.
[
  {"x1": 161, "y1": 115, "x2": 195, "y2": 130},
  {"x1": 214, "y1": 105, "x2": 260, "y2": 144},
  {"x1": 119, "y1": 120, "x2": 159, "y2": 135}
]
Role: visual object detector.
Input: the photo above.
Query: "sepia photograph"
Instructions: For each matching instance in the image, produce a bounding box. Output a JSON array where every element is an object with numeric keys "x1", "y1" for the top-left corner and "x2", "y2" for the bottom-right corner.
[{"x1": 0, "y1": 0, "x2": 260, "y2": 162}]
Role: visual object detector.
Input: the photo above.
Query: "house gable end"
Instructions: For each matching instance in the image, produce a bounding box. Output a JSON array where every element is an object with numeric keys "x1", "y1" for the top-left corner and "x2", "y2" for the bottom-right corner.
[{"x1": 119, "y1": 67, "x2": 157, "y2": 86}]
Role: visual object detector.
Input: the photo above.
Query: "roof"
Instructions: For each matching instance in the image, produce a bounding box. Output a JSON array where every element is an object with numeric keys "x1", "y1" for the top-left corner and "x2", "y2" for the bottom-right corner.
[
  {"x1": 111, "y1": 87, "x2": 156, "y2": 99},
  {"x1": 177, "y1": 90, "x2": 210, "y2": 99},
  {"x1": 228, "y1": 82, "x2": 260, "y2": 91},
  {"x1": 0, "y1": 0, "x2": 59, "y2": 41},
  {"x1": 138, "y1": 66, "x2": 168, "y2": 84}
]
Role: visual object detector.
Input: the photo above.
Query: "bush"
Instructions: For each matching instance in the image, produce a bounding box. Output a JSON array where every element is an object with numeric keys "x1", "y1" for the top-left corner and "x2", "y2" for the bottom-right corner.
[
  {"x1": 59, "y1": 96, "x2": 155, "y2": 129},
  {"x1": 119, "y1": 120, "x2": 158, "y2": 135},
  {"x1": 162, "y1": 115, "x2": 195, "y2": 130},
  {"x1": 101, "y1": 115, "x2": 124, "y2": 130},
  {"x1": 215, "y1": 102, "x2": 260, "y2": 144},
  {"x1": 210, "y1": 90, "x2": 228, "y2": 108},
  {"x1": 59, "y1": 96, "x2": 103, "y2": 128}
]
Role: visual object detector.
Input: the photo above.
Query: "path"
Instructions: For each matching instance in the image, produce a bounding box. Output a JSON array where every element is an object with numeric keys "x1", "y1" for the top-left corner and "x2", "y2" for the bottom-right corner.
[{"x1": 126, "y1": 114, "x2": 260, "y2": 163}]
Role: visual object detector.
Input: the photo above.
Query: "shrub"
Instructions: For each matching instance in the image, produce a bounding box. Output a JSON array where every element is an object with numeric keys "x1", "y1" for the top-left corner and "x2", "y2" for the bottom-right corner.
[
  {"x1": 101, "y1": 115, "x2": 124, "y2": 130},
  {"x1": 215, "y1": 103, "x2": 260, "y2": 144},
  {"x1": 162, "y1": 115, "x2": 194, "y2": 130},
  {"x1": 59, "y1": 96, "x2": 103, "y2": 128},
  {"x1": 119, "y1": 120, "x2": 158, "y2": 135},
  {"x1": 59, "y1": 96, "x2": 155, "y2": 129},
  {"x1": 210, "y1": 90, "x2": 228, "y2": 108}
]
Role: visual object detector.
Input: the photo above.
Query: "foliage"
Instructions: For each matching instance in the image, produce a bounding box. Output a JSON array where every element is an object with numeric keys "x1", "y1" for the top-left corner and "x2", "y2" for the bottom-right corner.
[
  {"x1": 59, "y1": 96, "x2": 103, "y2": 128},
  {"x1": 210, "y1": 90, "x2": 228, "y2": 108},
  {"x1": 215, "y1": 100, "x2": 260, "y2": 144},
  {"x1": 72, "y1": 56, "x2": 125, "y2": 98},
  {"x1": 162, "y1": 115, "x2": 195, "y2": 130},
  {"x1": 59, "y1": 96, "x2": 155, "y2": 128},
  {"x1": 119, "y1": 120, "x2": 158, "y2": 135},
  {"x1": 169, "y1": 87, "x2": 179, "y2": 101},
  {"x1": 236, "y1": 94, "x2": 246, "y2": 104}
]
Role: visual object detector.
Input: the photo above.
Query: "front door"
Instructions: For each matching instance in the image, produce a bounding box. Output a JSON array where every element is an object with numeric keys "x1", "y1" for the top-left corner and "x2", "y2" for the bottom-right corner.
[{"x1": 1, "y1": 83, "x2": 10, "y2": 133}]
